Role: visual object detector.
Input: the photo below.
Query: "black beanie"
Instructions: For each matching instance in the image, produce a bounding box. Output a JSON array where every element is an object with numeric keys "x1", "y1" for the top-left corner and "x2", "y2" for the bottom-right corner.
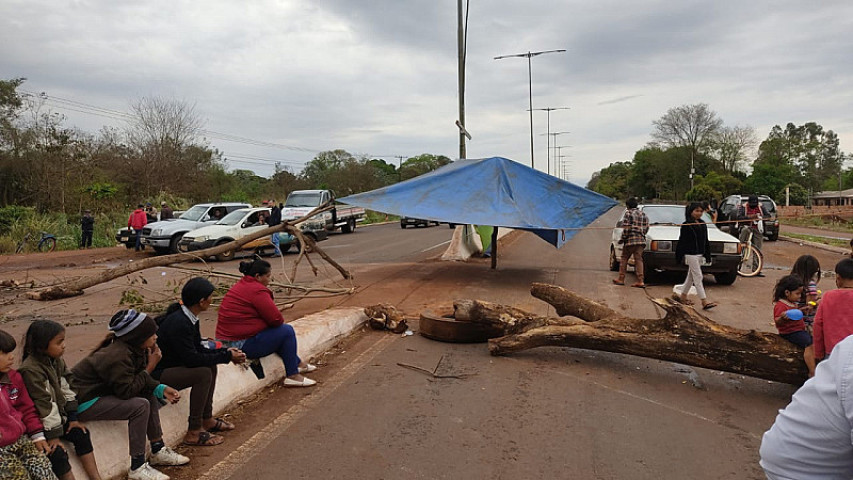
[
  {"x1": 109, "y1": 309, "x2": 157, "y2": 347},
  {"x1": 181, "y1": 277, "x2": 216, "y2": 307}
]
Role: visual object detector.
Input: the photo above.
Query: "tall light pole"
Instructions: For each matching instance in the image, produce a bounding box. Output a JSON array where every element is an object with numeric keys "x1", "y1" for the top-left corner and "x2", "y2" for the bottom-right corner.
[
  {"x1": 553, "y1": 145, "x2": 572, "y2": 179},
  {"x1": 531, "y1": 107, "x2": 569, "y2": 176},
  {"x1": 457, "y1": 0, "x2": 469, "y2": 159},
  {"x1": 494, "y1": 49, "x2": 566, "y2": 169},
  {"x1": 542, "y1": 131, "x2": 570, "y2": 176}
]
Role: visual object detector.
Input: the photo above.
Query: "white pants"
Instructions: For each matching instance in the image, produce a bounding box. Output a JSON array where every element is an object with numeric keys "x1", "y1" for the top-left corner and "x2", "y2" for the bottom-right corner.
[{"x1": 681, "y1": 255, "x2": 706, "y2": 300}]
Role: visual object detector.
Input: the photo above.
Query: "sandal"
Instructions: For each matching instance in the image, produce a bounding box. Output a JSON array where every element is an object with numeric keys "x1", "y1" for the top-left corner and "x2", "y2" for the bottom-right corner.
[
  {"x1": 630, "y1": 282, "x2": 646, "y2": 288},
  {"x1": 612, "y1": 279, "x2": 625, "y2": 286},
  {"x1": 702, "y1": 302, "x2": 718, "y2": 310},
  {"x1": 183, "y1": 431, "x2": 224, "y2": 446},
  {"x1": 207, "y1": 417, "x2": 235, "y2": 433}
]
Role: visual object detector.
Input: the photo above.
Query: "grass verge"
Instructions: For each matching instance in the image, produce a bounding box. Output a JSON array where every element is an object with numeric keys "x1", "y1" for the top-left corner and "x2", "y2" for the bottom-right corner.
[{"x1": 785, "y1": 232, "x2": 852, "y2": 249}]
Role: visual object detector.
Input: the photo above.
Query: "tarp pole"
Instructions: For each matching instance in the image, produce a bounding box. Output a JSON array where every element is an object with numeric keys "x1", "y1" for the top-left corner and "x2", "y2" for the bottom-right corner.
[{"x1": 490, "y1": 227, "x2": 498, "y2": 269}]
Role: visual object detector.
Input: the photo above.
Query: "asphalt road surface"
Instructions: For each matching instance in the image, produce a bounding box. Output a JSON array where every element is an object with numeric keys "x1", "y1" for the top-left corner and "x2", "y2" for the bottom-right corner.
[{"x1": 164, "y1": 208, "x2": 852, "y2": 480}]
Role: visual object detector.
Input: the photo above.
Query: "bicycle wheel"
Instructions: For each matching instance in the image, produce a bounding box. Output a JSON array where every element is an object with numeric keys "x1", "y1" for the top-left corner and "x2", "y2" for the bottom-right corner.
[
  {"x1": 737, "y1": 245, "x2": 763, "y2": 277},
  {"x1": 38, "y1": 237, "x2": 57, "y2": 253},
  {"x1": 15, "y1": 241, "x2": 26, "y2": 254}
]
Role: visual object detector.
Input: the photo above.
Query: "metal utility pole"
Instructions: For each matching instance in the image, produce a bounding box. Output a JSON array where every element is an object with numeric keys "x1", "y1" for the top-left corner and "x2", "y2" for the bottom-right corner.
[
  {"x1": 494, "y1": 49, "x2": 566, "y2": 169},
  {"x1": 457, "y1": 0, "x2": 469, "y2": 159},
  {"x1": 532, "y1": 107, "x2": 569, "y2": 175},
  {"x1": 542, "y1": 131, "x2": 570, "y2": 176}
]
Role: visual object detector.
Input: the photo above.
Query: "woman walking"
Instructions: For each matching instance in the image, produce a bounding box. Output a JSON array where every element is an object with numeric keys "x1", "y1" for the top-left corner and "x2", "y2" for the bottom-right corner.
[{"x1": 674, "y1": 202, "x2": 718, "y2": 310}]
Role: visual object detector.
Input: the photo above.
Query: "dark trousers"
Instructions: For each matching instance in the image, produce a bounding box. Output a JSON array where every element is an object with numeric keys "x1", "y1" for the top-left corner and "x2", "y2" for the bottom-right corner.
[
  {"x1": 80, "y1": 230, "x2": 93, "y2": 248},
  {"x1": 77, "y1": 396, "x2": 162, "y2": 458},
  {"x1": 158, "y1": 365, "x2": 217, "y2": 430},
  {"x1": 241, "y1": 325, "x2": 301, "y2": 376},
  {"x1": 134, "y1": 230, "x2": 143, "y2": 251}
]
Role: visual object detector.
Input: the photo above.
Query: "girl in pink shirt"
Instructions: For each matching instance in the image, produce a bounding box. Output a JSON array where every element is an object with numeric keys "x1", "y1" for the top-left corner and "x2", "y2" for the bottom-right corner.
[{"x1": 813, "y1": 258, "x2": 853, "y2": 361}]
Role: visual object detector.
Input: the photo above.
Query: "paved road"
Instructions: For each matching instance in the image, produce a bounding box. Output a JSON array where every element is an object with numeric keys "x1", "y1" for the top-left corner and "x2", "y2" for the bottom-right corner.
[
  {"x1": 320, "y1": 221, "x2": 455, "y2": 264},
  {"x1": 171, "y1": 208, "x2": 836, "y2": 480}
]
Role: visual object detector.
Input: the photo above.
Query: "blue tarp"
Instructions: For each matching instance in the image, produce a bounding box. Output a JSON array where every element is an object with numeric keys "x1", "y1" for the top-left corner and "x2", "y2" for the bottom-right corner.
[{"x1": 338, "y1": 156, "x2": 618, "y2": 248}]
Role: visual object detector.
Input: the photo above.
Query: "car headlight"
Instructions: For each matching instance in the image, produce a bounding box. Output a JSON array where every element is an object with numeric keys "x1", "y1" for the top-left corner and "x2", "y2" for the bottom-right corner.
[
  {"x1": 723, "y1": 242, "x2": 738, "y2": 254},
  {"x1": 151, "y1": 229, "x2": 162, "y2": 236},
  {"x1": 194, "y1": 235, "x2": 209, "y2": 242},
  {"x1": 650, "y1": 240, "x2": 672, "y2": 252}
]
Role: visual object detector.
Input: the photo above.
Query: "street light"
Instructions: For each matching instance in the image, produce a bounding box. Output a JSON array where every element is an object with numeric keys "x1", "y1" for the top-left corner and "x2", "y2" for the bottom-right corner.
[
  {"x1": 532, "y1": 108, "x2": 569, "y2": 176},
  {"x1": 541, "y1": 130, "x2": 570, "y2": 176},
  {"x1": 494, "y1": 49, "x2": 566, "y2": 169}
]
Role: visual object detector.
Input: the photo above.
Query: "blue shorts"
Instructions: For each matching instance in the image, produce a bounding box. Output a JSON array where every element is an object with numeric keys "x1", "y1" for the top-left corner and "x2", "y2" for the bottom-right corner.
[{"x1": 781, "y1": 330, "x2": 813, "y2": 349}]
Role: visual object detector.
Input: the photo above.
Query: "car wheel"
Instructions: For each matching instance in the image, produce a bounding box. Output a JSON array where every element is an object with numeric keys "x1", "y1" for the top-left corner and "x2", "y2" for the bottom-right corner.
[
  {"x1": 767, "y1": 232, "x2": 778, "y2": 242},
  {"x1": 215, "y1": 240, "x2": 235, "y2": 262},
  {"x1": 169, "y1": 234, "x2": 184, "y2": 253},
  {"x1": 342, "y1": 218, "x2": 356, "y2": 233},
  {"x1": 714, "y1": 271, "x2": 738, "y2": 285},
  {"x1": 401, "y1": 223, "x2": 407, "y2": 229},
  {"x1": 609, "y1": 247, "x2": 620, "y2": 272},
  {"x1": 448, "y1": 223, "x2": 456, "y2": 228}
]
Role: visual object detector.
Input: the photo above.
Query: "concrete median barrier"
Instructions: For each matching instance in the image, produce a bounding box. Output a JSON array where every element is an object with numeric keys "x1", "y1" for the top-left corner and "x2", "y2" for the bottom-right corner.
[{"x1": 67, "y1": 307, "x2": 368, "y2": 479}]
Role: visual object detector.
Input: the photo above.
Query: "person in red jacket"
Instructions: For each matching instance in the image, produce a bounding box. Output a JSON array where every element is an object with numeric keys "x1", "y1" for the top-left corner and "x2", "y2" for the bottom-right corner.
[
  {"x1": 216, "y1": 258, "x2": 317, "y2": 387},
  {"x1": 127, "y1": 204, "x2": 148, "y2": 252},
  {"x1": 0, "y1": 329, "x2": 57, "y2": 480}
]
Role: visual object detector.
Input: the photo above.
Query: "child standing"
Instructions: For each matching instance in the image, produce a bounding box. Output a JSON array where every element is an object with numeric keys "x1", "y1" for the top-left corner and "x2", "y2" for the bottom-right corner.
[
  {"x1": 0, "y1": 329, "x2": 57, "y2": 480},
  {"x1": 773, "y1": 275, "x2": 816, "y2": 376},
  {"x1": 790, "y1": 255, "x2": 821, "y2": 329},
  {"x1": 813, "y1": 258, "x2": 853, "y2": 362},
  {"x1": 19, "y1": 320, "x2": 102, "y2": 480},
  {"x1": 71, "y1": 310, "x2": 188, "y2": 480}
]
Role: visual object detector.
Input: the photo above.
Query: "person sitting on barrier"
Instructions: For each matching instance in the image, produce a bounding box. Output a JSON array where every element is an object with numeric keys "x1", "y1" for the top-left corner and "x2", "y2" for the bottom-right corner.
[
  {"x1": 152, "y1": 278, "x2": 246, "y2": 447},
  {"x1": 813, "y1": 258, "x2": 853, "y2": 363},
  {"x1": 772, "y1": 274, "x2": 816, "y2": 377},
  {"x1": 19, "y1": 320, "x2": 102, "y2": 480},
  {"x1": 72, "y1": 310, "x2": 187, "y2": 480},
  {"x1": 215, "y1": 258, "x2": 317, "y2": 387}
]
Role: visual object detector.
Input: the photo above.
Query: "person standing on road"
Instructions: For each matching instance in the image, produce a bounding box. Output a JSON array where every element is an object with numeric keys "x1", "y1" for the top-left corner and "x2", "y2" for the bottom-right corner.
[
  {"x1": 159, "y1": 202, "x2": 173, "y2": 221},
  {"x1": 266, "y1": 199, "x2": 282, "y2": 257},
  {"x1": 674, "y1": 202, "x2": 717, "y2": 310},
  {"x1": 80, "y1": 210, "x2": 94, "y2": 249},
  {"x1": 813, "y1": 258, "x2": 853, "y2": 363},
  {"x1": 613, "y1": 197, "x2": 649, "y2": 288},
  {"x1": 736, "y1": 195, "x2": 767, "y2": 251},
  {"x1": 127, "y1": 205, "x2": 147, "y2": 252},
  {"x1": 215, "y1": 258, "x2": 317, "y2": 387},
  {"x1": 153, "y1": 278, "x2": 246, "y2": 447},
  {"x1": 760, "y1": 334, "x2": 853, "y2": 479}
]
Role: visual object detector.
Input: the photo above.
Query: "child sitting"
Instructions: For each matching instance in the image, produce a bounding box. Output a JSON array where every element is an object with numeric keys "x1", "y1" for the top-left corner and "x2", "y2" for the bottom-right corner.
[
  {"x1": 773, "y1": 275, "x2": 816, "y2": 377},
  {"x1": 790, "y1": 255, "x2": 822, "y2": 330},
  {"x1": 813, "y1": 258, "x2": 853, "y2": 362},
  {"x1": 19, "y1": 320, "x2": 102, "y2": 480},
  {"x1": 0, "y1": 329, "x2": 57, "y2": 480}
]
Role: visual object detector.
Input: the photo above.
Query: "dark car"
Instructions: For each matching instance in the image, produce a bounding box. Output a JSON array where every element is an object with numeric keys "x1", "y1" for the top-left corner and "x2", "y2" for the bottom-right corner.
[
  {"x1": 717, "y1": 194, "x2": 779, "y2": 241},
  {"x1": 400, "y1": 217, "x2": 441, "y2": 228}
]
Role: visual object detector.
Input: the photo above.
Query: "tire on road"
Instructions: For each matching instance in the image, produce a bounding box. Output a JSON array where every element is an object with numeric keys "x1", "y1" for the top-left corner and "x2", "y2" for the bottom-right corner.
[
  {"x1": 214, "y1": 239, "x2": 236, "y2": 262},
  {"x1": 341, "y1": 218, "x2": 356, "y2": 234},
  {"x1": 609, "y1": 247, "x2": 620, "y2": 272},
  {"x1": 714, "y1": 271, "x2": 738, "y2": 285},
  {"x1": 169, "y1": 233, "x2": 184, "y2": 253}
]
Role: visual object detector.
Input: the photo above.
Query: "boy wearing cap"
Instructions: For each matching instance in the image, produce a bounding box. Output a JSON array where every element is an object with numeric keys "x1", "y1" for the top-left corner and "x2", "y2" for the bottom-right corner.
[{"x1": 72, "y1": 310, "x2": 187, "y2": 480}]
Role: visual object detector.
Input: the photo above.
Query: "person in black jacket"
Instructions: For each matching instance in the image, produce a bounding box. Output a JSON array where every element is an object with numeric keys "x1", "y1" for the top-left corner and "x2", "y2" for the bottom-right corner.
[
  {"x1": 153, "y1": 278, "x2": 246, "y2": 446},
  {"x1": 266, "y1": 199, "x2": 283, "y2": 256},
  {"x1": 674, "y1": 202, "x2": 718, "y2": 310},
  {"x1": 80, "y1": 210, "x2": 94, "y2": 248}
]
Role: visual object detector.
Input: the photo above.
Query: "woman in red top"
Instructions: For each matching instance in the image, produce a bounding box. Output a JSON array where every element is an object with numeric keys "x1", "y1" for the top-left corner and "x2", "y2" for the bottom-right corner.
[
  {"x1": 216, "y1": 258, "x2": 317, "y2": 387},
  {"x1": 772, "y1": 274, "x2": 815, "y2": 376}
]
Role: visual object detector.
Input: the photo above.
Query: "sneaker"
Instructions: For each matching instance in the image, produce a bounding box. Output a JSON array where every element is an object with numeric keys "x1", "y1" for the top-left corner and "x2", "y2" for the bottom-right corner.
[
  {"x1": 150, "y1": 446, "x2": 190, "y2": 466},
  {"x1": 283, "y1": 376, "x2": 317, "y2": 387},
  {"x1": 129, "y1": 463, "x2": 170, "y2": 480}
]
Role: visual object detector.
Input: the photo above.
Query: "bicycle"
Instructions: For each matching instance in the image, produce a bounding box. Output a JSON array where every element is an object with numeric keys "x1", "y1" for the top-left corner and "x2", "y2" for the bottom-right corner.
[
  {"x1": 737, "y1": 227, "x2": 763, "y2": 277},
  {"x1": 15, "y1": 232, "x2": 58, "y2": 254}
]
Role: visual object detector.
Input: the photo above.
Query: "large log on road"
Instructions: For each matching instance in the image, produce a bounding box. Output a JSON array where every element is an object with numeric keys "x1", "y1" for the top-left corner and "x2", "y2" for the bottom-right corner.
[{"x1": 455, "y1": 283, "x2": 808, "y2": 385}]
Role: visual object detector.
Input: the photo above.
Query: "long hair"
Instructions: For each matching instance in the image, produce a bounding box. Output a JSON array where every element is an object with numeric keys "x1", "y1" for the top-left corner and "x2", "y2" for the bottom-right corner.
[
  {"x1": 22, "y1": 320, "x2": 65, "y2": 360},
  {"x1": 684, "y1": 202, "x2": 703, "y2": 223},
  {"x1": 773, "y1": 275, "x2": 804, "y2": 303},
  {"x1": 790, "y1": 255, "x2": 821, "y2": 288}
]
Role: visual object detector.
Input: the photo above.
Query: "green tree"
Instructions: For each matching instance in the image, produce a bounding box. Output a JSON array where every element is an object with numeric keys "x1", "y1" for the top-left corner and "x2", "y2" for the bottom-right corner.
[
  {"x1": 776, "y1": 183, "x2": 808, "y2": 206},
  {"x1": 300, "y1": 149, "x2": 356, "y2": 188},
  {"x1": 754, "y1": 123, "x2": 844, "y2": 193},
  {"x1": 587, "y1": 161, "x2": 632, "y2": 199},
  {"x1": 685, "y1": 184, "x2": 721, "y2": 202},
  {"x1": 399, "y1": 154, "x2": 452, "y2": 181},
  {"x1": 651, "y1": 103, "x2": 722, "y2": 178}
]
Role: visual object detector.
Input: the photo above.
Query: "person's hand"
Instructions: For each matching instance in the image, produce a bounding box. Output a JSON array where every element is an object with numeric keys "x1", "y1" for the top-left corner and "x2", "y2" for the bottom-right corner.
[
  {"x1": 228, "y1": 348, "x2": 247, "y2": 364},
  {"x1": 34, "y1": 439, "x2": 51, "y2": 454},
  {"x1": 147, "y1": 345, "x2": 162, "y2": 366},
  {"x1": 47, "y1": 437, "x2": 64, "y2": 452},
  {"x1": 66, "y1": 421, "x2": 87, "y2": 434},
  {"x1": 163, "y1": 386, "x2": 181, "y2": 404}
]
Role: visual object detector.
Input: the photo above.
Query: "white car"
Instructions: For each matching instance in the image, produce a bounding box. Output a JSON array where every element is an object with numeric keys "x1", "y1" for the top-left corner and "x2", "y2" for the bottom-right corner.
[
  {"x1": 178, "y1": 208, "x2": 292, "y2": 261},
  {"x1": 610, "y1": 204, "x2": 742, "y2": 285}
]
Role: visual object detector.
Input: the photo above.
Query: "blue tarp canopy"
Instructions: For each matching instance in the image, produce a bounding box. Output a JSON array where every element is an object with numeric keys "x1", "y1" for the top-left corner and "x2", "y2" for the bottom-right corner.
[{"x1": 338, "y1": 156, "x2": 617, "y2": 248}]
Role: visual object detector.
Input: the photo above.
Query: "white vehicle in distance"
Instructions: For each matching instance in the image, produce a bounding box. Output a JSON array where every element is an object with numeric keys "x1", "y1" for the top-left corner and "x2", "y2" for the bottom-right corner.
[
  {"x1": 610, "y1": 204, "x2": 742, "y2": 285},
  {"x1": 281, "y1": 190, "x2": 365, "y2": 234},
  {"x1": 140, "y1": 202, "x2": 251, "y2": 254}
]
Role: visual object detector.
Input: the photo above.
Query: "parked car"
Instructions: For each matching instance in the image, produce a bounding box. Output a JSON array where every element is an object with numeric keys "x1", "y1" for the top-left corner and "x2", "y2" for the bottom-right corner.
[
  {"x1": 140, "y1": 202, "x2": 251, "y2": 254},
  {"x1": 610, "y1": 204, "x2": 742, "y2": 285},
  {"x1": 281, "y1": 190, "x2": 365, "y2": 234},
  {"x1": 717, "y1": 194, "x2": 779, "y2": 241},
  {"x1": 400, "y1": 217, "x2": 441, "y2": 228},
  {"x1": 178, "y1": 207, "x2": 328, "y2": 261},
  {"x1": 115, "y1": 210, "x2": 188, "y2": 248}
]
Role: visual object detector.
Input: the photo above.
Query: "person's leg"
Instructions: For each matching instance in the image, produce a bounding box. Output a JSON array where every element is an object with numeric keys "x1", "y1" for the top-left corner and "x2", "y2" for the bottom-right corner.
[
  {"x1": 632, "y1": 245, "x2": 645, "y2": 286},
  {"x1": 614, "y1": 245, "x2": 631, "y2": 284},
  {"x1": 16, "y1": 436, "x2": 59, "y2": 480},
  {"x1": 0, "y1": 437, "x2": 42, "y2": 480},
  {"x1": 77, "y1": 396, "x2": 149, "y2": 460},
  {"x1": 804, "y1": 345, "x2": 816, "y2": 377},
  {"x1": 47, "y1": 445, "x2": 72, "y2": 480},
  {"x1": 678, "y1": 256, "x2": 697, "y2": 304},
  {"x1": 685, "y1": 255, "x2": 707, "y2": 302},
  {"x1": 752, "y1": 227, "x2": 763, "y2": 251},
  {"x1": 64, "y1": 426, "x2": 100, "y2": 480},
  {"x1": 158, "y1": 366, "x2": 223, "y2": 445},
  {"x1": 134, "y1": 230, "x2": 142, "y2": 251},
  {"x1": 241, "y1": 325, "x2": 301, "y2": 376}
]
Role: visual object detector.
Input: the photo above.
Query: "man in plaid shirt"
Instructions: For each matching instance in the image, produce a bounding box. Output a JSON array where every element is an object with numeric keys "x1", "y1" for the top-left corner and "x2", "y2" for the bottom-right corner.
[{"x1": 613, "y1": 197, "x2": 650, "y2": 288}]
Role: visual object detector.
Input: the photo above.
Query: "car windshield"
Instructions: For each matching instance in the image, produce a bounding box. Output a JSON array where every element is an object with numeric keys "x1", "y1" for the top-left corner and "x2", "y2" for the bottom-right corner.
[
  {"x1": 285, "y1": 193, "x2": 322, "y2": 208},
  {"x1": 179, "y1": 205, "x2": 207, "y2": 221},
  {"x1": 641, "y1": 206, "x2": 718, "y2": 229},
  {"x1": 761, "y1": 200, "x2": 775, "y2": 213},
  {"x1": 216, "y1": 209, "x2": 251, "y2": 226}
]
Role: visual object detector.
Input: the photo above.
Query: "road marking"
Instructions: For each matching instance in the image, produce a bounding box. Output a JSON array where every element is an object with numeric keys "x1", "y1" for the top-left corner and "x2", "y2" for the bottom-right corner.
[
  {"x1": 197, "y1": 334, "x2": 396, "y2": 480},
  {"x1": 419, "y1": 239, "x2": 451, "y2": 253}
]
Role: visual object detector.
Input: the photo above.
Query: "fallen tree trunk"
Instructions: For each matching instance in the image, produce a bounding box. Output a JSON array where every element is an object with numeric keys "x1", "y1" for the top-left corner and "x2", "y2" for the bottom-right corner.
[
  {"x1": 455, "y1": 283, "x2": 808, "y2": 385},
  {"x1": 27, "y1": 204, "x2": 351, "y2": 301}
]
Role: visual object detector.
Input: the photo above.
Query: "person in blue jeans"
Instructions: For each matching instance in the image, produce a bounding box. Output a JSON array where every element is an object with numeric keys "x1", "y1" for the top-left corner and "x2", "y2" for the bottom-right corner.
[{"x1": 215, "y1": 258, "x2": 316, "y2": 387}]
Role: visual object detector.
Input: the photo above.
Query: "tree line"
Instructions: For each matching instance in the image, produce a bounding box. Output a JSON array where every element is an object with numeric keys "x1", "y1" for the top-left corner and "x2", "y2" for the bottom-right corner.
[
  {"x1": 587, "y1": 103, "x2": 851, "y2": 205},
  {"x1": 0, "y1": 77, "x2": 451, "y2": 216}
]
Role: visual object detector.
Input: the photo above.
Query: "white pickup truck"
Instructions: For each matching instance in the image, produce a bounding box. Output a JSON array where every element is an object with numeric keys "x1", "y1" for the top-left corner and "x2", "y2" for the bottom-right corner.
[
  {"x1": 281, "y1": 190, "x2": 365, "y2": 234},
  {"x1": 140, "y1": 202, "x2": 251, "y2": 254}
]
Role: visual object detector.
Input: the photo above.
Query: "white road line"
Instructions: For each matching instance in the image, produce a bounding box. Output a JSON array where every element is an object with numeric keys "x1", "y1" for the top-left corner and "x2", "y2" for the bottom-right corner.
[
  {"x1": 419, "y1": 239, "x2": 451, "y2": 253},
  {"x1": 197, "y1": 334, "x2": 396, "y2": 480}
]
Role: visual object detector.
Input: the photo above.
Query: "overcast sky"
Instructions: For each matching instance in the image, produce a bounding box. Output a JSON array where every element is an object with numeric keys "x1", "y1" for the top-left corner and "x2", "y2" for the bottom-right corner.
[{"x1": 2, "y1": 1, "x2": 852, "y2": 185}]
